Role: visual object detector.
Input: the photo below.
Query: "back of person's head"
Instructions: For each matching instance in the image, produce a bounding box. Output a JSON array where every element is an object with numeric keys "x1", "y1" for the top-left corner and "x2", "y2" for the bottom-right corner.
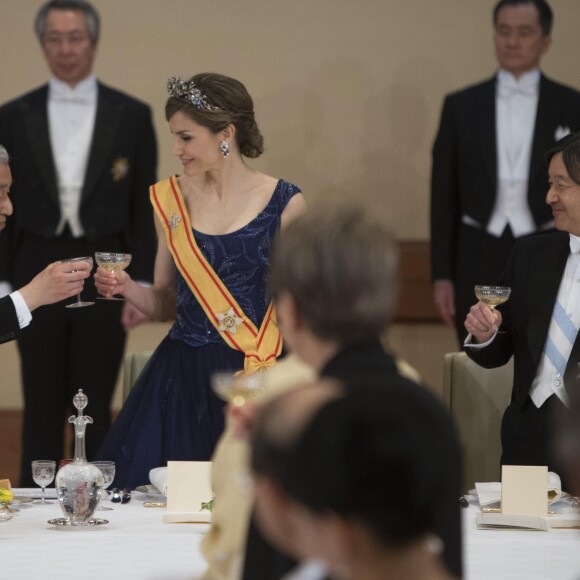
[
  {"x1": 545, "y1": 131, "x2": 580, "y2": 185},
  {"x1": 35, "y1": 0, "x2": 100, "y2": 44},
  {"x1": 251, "y1": 380, "x2": 343, "y2": 484},
  {"x1": 269, "y1": 203, "x2": 399, "y2": 346},
  {"x1": 493, "y1": 0, "x2": 553, "y2": 35},
  {"x1": 278, "y1": 378, "x2": 461, "y2": 549},
  {"x1": 165, "y1": 73, "x2": 263, "y2": 158}
]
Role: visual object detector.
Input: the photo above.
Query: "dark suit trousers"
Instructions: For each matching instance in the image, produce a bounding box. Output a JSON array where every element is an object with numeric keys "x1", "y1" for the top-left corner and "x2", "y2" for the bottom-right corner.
[
  {"x1": 501, "y1": 394, "x2": 569, "y2": 484},
  {"x1": 15, "y1": 230, "x2": 126, "y2": 486},
  {"x1": 454, "y1": 224, "x2": 515, "y2": 344}
]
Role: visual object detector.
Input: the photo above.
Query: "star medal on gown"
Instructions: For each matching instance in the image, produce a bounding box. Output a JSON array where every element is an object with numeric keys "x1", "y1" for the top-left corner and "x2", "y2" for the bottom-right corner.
[
  {"x1": 168, "y1": 212, "x2": 182, "y2": 231},
  {"x1": 217, "y1": 308, "x2": 243, "y2": 335}
]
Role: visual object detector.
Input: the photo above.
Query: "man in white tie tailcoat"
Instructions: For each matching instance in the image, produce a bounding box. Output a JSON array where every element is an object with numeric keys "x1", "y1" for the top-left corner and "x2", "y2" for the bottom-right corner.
[
  {"x1": 430, "y1": 0, "x2": 580, "y2": 344},
  {"x1": 465, "y1": 132, "x2": 580, "y2": 480},
  {"x1": 0, "y1": 0, "x2": 157, "y2": 486}
]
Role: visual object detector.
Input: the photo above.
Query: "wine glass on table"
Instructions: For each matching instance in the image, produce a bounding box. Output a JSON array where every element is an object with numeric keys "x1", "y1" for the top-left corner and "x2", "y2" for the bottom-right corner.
[
  {"x1": 465, "y1": 285, "x2": 511, "y2": 344},
  {"x1": 211, "y1": 371, "x2": 265, "y2": 407},
  {"x1": 90, "y1": 461, "x2": 115, "y2": 510},
  {"x1": 61, "y1": 256, "x2": 94, "y2": 308},
  {"x1": 31, "y1": 460, "x2": 56, "y2": 503},
  {"x1": 95, "y1": 252, "x2": 132, "y2": 301}
]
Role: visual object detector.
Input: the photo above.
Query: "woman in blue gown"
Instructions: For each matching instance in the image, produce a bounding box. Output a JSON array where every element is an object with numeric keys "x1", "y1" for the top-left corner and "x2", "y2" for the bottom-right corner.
[{"x1": 95, "y1": 73, "x2": 305, "y2": 489}]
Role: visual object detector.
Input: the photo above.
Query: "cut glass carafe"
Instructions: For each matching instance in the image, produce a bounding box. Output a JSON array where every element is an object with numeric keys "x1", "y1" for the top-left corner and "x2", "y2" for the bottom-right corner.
[{"x1": 55, "y1": 389, "x2": 104, "y2": 525}]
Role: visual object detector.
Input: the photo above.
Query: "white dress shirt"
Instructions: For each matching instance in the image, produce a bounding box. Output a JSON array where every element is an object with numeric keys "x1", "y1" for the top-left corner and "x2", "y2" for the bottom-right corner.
[
  {"x1": 487, "y1": 69, "x2": 540, "y2": 238},
  {"x1": 48, "y1": 74, "x2": 98, "y2": 237},
  {"x1": 9, "y1": 290, "x2": 32, "y2": 329},
  {"x1": 529, "y1": 235, "x2": 580, "y2": 408}
]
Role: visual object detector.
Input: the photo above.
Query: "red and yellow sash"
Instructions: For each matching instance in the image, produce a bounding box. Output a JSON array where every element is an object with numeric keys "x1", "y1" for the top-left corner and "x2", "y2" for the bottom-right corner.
[{"x1": 150, "y1": 176, "x2": 282, "y2": 373}]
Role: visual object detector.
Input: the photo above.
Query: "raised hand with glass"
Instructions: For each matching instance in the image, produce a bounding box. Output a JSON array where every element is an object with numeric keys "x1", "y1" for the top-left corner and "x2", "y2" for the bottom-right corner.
[
  {"x1": 211, "y1": 371, "x2": 264, "y2": 407},
  {"x1": 465, "y1": 285, "x2": 511, "y2": 344},
  {"x1": 61, "y1": 257, "x2": 94, "y2": 308},
  {"x1": 95, "y1": 252, "x2": 132, "y2": 300}
]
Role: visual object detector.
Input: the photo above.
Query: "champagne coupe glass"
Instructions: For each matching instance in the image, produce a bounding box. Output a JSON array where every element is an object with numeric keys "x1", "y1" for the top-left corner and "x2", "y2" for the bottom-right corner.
[
  {"x1": 90, "y1": 461, "x2": 115, "y2": 511},
  {"x1": 61, "y1": 256, "x2": 94, "y2": 308},
  {"x1": 95, "y1": 252, "x2": 132, "y2": 301},
  {"x1": 31, "y1": 460, "x2": 56, "y2": 503},
  {"x1": 474, "y1": 285, "x2": 511, "y2": 309},
  {"x1": 211, "y1": 371, "x2": 264, "y2": 407},
  {"x1": 465, "y1": 285, "x2": 511, "y2": 344}
]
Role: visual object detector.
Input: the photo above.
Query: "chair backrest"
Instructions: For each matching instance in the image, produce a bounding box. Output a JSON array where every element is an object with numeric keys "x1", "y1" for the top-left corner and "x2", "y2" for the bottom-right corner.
[
  {"x1": 443, "y1": 352, "x2": 513, "y2": 489},
  {"x1": 123, "y1": 351, "x2": 153, "y2": 402}
]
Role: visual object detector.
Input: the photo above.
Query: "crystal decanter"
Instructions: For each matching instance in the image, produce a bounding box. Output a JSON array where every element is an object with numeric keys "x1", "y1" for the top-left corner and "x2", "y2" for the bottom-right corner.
[{"x1": 55, "y1": 389, "x2": 104, "y2": 525}]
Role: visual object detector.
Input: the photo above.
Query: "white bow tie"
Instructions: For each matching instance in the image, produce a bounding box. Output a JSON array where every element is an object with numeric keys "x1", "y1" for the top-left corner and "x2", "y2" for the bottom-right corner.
[
  {"x1": 50, "y1": 86, "x2": 90, "y2": 105},
  {"x1": 497, "y1": 78, "x2": 537, "y2": 98}
]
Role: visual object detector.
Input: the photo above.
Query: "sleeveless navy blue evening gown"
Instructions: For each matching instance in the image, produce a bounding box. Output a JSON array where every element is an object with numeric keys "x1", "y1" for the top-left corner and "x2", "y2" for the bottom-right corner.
[{"x1": 97, "y1": 180, "x2": 301, "y2": 489}]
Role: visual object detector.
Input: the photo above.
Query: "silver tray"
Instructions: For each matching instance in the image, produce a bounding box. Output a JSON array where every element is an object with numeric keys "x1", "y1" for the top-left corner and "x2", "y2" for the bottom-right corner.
[{"x1": 48, "y1": 517, "x2": 109, "y2": 526}]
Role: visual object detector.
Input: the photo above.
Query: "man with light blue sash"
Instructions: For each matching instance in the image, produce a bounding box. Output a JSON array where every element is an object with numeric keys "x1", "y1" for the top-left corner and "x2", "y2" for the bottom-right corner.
[{"x1": 464, "y1": 132, "x2": 580, "y2": 475}]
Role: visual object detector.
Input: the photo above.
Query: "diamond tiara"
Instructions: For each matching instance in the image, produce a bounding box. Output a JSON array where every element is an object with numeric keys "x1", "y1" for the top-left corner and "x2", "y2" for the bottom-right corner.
[{"x1": 166, "y1": 76, "x2": 220, "y2": 111}]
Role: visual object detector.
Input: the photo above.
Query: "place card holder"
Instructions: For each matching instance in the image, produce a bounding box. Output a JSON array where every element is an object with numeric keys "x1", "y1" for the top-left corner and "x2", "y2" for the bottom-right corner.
[
  {"x1": 501, "y1": 465, "x2": 548, "y2": 517},
  {"x1": 163, "y1": 461, "x2": 213, "y2": 524}
]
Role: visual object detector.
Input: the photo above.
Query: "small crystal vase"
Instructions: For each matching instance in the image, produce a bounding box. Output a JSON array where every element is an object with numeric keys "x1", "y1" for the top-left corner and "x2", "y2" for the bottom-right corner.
[{"x1": 55, "y1": 390, "x2": 104, "y2": 525}]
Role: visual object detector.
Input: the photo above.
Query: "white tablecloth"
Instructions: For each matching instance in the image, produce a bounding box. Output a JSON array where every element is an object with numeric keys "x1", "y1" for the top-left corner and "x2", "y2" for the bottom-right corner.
[
  {"x1": 1, "y1": 489, "x2": 209, "y2": 579},
  {"x1": 3, "y1": 490, "x2": 580, "y2": 579},
  {"x1": 463, "y1": 504, "x2": 580, "y2": 580}
]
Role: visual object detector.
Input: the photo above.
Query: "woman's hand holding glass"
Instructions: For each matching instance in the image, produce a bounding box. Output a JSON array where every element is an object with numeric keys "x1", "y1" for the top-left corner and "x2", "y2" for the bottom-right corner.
[{"x1": 94, "y1": 255, "x2": 131, "y2": 300}]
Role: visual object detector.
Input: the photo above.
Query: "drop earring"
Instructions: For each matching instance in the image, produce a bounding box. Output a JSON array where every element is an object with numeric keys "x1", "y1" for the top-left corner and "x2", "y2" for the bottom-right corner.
[{"x1": 220, "y1": 140, "x2": 230, "y2": 157}]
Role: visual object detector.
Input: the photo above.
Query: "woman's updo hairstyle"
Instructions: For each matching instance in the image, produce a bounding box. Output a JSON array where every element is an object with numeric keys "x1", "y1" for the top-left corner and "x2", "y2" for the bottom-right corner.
[{"x1": 165, "y1": 72, "x2": 264, "y2": 158}]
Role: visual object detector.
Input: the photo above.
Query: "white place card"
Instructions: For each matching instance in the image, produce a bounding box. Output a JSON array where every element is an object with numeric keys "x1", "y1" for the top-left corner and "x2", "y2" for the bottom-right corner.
[
  {"x1": 501, "y1": 465, "x2": 547, "y2": 517},
  {"x1": 164, "y1": 461, "x2": 212, "y2": 523}
]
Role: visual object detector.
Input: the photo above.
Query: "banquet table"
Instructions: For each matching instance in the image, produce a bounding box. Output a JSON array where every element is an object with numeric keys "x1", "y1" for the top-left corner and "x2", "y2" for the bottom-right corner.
[
  {"x1": 3, "y1": 490, "x2": 580, "y2": 579},
  {"x1": 1, "y1": 489, "x2": 209, "y2": 579},
  {"x1": 462, "y1": 502, "x2": 580, "y2": 580}
]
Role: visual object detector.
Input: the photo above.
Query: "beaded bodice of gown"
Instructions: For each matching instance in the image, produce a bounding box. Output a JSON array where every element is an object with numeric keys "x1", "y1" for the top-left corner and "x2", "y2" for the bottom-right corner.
[{"x1": 168, "y1": 179, "x2": 301, "y2": 348}]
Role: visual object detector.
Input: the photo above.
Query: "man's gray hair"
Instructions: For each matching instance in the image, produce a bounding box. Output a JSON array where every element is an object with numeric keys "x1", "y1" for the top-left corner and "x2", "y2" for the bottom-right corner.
[
  {"x1": 35, "y1": 0, "x2": 100, "y2": 44},
  {"x1": 0, "y1": 145, "x2": 9, "y2": 166},
  {"x1": 269, "y1": 202, "x2": 399, "y2": 346}
]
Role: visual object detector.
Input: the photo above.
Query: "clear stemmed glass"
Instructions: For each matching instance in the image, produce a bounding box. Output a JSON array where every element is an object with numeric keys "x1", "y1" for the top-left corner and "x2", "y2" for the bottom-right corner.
[
  {"x1": 61, "y1": 256, "x2": 94, "y2": 308},
  {"x1": 465, "y1": 285, "x2": 511, "y2": 344},
  {"x1": 211, "y1": 371, "x2": 264, "y2": 407},
  {"x1": 90, "y1": 461, "x2": 115, "y2": 511},
  {"x1": 95, "y1": 252, "x2": 132, "y2": 301},
  {"x1": 31, "y1": 460, "x2": 56, "y2": 503},
  {"x1": 474, "y1": 285, "x2": 511, "y2": 309}
]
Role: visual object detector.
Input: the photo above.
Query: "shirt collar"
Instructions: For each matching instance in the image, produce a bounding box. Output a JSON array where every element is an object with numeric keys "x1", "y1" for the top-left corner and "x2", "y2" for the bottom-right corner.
[
  {"x1": 497, "y1": 68, "x2": 540, "y2": 95},
  {"x1": 569, "y1": 234, "x2": 580, "y2": 254},
  {"x1": 49, "y1": 74, "x2": 97, "y2": 102}
]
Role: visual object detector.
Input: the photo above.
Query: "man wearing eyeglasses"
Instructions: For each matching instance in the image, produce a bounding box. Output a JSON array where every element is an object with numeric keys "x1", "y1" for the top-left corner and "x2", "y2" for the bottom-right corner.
[{"x1": 0, "y1": 0, "x2": 157, "y2": 486}]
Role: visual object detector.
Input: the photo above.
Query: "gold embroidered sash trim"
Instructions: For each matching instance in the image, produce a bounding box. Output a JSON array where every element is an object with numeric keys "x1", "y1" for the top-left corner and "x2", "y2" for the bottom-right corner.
[{"x1": 151, "y1": 176, "x2": 282, "y2": 372}]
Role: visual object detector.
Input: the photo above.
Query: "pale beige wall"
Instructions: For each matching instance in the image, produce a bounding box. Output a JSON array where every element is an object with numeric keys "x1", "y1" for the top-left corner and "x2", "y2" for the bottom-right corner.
[
  {"x1": 2, "y1": 1, "x2": 580, "y2": 239},
  {"x1": 0, "y1": 0, "x2": 578, "y2": 407}
]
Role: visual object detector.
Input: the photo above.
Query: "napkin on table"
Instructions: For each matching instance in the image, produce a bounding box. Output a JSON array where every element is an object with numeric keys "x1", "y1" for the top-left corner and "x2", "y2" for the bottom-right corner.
[{"x1": 149, "y1": 467, "x2": 168, "y2": 495}]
